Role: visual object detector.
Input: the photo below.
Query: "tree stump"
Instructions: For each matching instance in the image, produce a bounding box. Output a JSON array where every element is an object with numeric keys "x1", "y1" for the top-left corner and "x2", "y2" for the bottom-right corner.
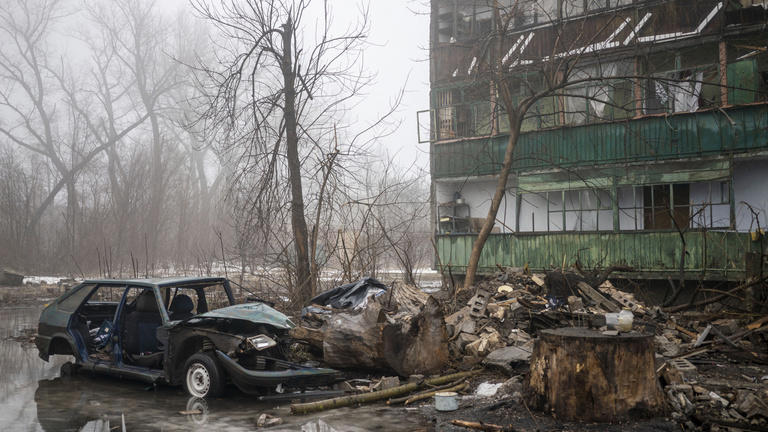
[
  {"x1": 290, "y1": 284, "x2": 450, "y2": 375},
  {"x1": 525, "y1": 327, "x2": 664, "y2": 422}
]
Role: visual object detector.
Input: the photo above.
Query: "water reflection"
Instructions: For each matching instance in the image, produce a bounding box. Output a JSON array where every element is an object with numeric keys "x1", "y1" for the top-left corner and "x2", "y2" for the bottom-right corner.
[
  {"x1": 1, "y1": 307, "x2": 425, "y2": 431},
  {"x1": 0, "y1": 306, "x2": 67, "y2": 431}
]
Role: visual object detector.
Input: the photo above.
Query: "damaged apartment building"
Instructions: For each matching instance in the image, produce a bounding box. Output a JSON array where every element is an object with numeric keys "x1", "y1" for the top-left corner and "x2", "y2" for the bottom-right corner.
[{"x1": 421, "y1": 0, "x2": 768, "y2": 284}]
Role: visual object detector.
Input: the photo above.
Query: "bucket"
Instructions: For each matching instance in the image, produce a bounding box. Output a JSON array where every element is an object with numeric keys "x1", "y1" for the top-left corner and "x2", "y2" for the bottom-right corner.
[
  {"x1": 605, "y1": 312, "x2": 619, "y2": 329},
  {"x1": 434, "y1": 391, "x2": 459, "y2": 411}
]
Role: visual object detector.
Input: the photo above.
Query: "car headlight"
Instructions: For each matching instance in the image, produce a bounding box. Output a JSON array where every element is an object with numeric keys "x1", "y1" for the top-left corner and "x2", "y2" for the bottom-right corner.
[{"x1": 247, "y1": 334, "x2": 277, "y2": 351}]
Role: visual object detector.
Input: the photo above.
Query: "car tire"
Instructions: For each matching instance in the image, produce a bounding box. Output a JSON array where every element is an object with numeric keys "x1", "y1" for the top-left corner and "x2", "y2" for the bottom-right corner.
[{"x1": 183, "y1": 352, "x2": 225, "y2": 398}]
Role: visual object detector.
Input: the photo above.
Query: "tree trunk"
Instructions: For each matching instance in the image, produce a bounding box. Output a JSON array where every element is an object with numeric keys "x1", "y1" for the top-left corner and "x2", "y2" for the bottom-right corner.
[
  {"x1": 281, "y1": 18, "x2": 312, "y2": 304},
  {"x1": 291, "y1": 284, "x2": 449, "y2": 375},
  {"x1": 382, "y1": 296, "x2": 450, "y2": 376},
  {"x1": 320, "y1": 299, "x2": 389, "y2": 370},
  {"x1": 290, "y1": 370, "x2": 480, "y2": 415},
  {"x1": 525, "y1": 327, "x2": 664, "y2": 422},
  {"x1": 463, "y1": 123, "x2": 520, "y2": 289}
]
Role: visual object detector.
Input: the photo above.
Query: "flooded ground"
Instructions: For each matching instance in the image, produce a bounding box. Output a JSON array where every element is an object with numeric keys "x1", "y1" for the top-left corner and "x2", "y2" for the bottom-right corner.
[{"x1": 0, "y1": 306, "x2": 427, "y2": 432}]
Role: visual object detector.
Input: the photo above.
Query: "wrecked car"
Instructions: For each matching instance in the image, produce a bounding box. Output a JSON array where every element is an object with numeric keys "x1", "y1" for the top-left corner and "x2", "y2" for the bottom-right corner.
[{"x1": 35, "y1": 277, "x2": 339, "y2": 398}]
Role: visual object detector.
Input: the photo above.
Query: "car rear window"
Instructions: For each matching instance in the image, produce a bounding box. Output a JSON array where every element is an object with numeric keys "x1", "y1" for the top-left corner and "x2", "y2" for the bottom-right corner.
[{"x1": 57, "y1": 284, "x2": 96, "y2": 312}]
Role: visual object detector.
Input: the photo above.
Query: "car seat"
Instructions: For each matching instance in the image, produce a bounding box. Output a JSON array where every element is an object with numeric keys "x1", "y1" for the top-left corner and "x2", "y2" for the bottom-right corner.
[
  {"x1": 122, "y1": 291, "x2": 163, "y2": 355},
  {"x1": 168, "y1": 294, "x2": 195, "y2": 321}
]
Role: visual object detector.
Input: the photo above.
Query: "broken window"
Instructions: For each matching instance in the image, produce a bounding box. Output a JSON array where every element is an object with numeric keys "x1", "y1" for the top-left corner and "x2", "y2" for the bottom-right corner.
[
  {"x1": 518, "y1": 191, "x2": 549, "y2": 232},
  {"x1": 587, "y1": 0, "x2": 632, "y2": 11},
  {"x1": 618, "y1": 186, "x2": 644, "y2": 230},
  {"x1": 563, "y1": 189, "x2": 612, "y2": 231},
  {"x1": 519, "y1": 188, "x2": 612, "y2": 232},
  {"x1": 620, "y1": 182, "x2": 730, "y2": 231},
  {"x1": 503, "y1": 76, "x2": 557, "y2": 132},
  {"x1": 511, "y1": 0, "x2": 558, "y2": 27},
  {"x1": 562, "y1": 0, "x2": 585, "y2": 18},
  {"x1": 564, "y1": 62, "x2": 633, "y2": 124},
  {"x1": 436, "y1": 0, "x2": 493, "y2": 43},
  {"x1": 642, "y1": 45, "x2": 721, "y2": 114},
  {"x1": 690, "y1": 181, "x2": 731, "y2": 228},
  {"x1": 643, "y1": 184, "x2": 690, "y2": 230},
  {"x1": 434, "y1": 83, "x2": 492, "y2": 139}
]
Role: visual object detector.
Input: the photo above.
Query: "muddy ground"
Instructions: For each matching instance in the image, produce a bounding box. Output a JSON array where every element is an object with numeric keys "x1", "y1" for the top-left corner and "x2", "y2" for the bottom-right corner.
[
  {"x1": 0, "y1": 300, "x2": 681, "y2": 432},
  {"x1": 2, "y1": 284, "x2": 764, "y2": 431}
]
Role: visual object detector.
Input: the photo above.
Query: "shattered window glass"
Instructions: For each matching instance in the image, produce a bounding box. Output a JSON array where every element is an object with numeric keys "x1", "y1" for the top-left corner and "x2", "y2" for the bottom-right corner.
[
  {"x1": 526, "y1": 188, "x2": 614, "y2": 232},
  {"x1": 690, "y1": 181, "x2": 731, "y2": 228}
]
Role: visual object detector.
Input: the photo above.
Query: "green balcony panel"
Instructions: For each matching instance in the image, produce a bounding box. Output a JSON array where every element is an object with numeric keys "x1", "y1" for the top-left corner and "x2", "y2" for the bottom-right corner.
[
  {"x1": 432, "y1": 105, "x2": 768, "y2": 179},
  {"x1": 435, "y1": 231, "x2": 755, "y2": 280}
]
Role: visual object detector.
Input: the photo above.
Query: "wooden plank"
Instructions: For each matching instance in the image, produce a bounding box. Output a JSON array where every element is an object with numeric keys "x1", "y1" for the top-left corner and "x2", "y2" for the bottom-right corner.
[{"x1": 576, "y1": 281, "x2": 620, "y2": 313}]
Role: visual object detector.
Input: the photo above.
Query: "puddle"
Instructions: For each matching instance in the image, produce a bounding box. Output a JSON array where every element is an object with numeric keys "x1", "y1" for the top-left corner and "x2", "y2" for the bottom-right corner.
[{"x1": 0, "y1": 306, "x2": 426, "y2": 431}]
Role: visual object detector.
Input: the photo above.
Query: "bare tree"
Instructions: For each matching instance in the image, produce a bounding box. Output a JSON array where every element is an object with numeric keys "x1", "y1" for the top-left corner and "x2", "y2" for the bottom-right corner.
[
  {"x1": 194, "y1": 0, "x2": 374, "y2": 302},
  {"x1": 459, "y1": 0, "x2": 749, "y2": 289}
]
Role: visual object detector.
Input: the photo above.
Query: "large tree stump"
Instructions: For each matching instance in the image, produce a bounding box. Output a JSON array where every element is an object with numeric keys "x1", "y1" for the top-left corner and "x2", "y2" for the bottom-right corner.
[
  {"x1": 525, "y1": 327, "x2": 664, "y2": 422},
  {"x1": 290, "y1": 284, "x2": 449, "y2": 375},
  {"x1": 382, "y1": 296, "x2": 449, "y2": 376},
  {"x1": 321, "y1": 300, "x2": 388, "y2": 370}
]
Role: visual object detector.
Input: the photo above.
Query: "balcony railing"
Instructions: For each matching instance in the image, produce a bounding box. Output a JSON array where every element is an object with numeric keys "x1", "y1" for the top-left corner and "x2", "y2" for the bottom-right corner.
[
  {"x1": 435, "y1": 230, "x2": 757, "y2": 280},
  {"x1": 429, "y1": 103, "x2": 768, "y2": 178}
]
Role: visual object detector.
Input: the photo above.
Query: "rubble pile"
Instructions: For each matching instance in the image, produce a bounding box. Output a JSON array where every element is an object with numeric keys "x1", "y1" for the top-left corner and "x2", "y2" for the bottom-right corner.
[
  {"x1": 286, "y1": 272, "x2": 767, "y2": 428},
  {"x1": 441, "y1": 268, "x2": 768, "y2": 427}
]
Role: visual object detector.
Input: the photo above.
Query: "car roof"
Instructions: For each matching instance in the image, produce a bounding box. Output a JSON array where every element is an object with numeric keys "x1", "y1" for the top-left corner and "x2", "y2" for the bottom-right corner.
[{"x1": 82, "y1": 276, "x2": 228, "y2": 288}]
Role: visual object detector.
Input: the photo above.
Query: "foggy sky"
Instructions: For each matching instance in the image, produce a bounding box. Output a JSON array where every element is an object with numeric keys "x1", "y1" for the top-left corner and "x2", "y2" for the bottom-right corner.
[{"x1": 154, "y1": 0, "x2": 431, "y2": 172}]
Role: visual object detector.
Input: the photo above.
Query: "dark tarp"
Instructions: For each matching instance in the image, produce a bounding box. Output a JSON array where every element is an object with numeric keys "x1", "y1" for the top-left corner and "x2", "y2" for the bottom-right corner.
[{"x1": 302, "y1": 277, "x2": 388, "y2": 316}]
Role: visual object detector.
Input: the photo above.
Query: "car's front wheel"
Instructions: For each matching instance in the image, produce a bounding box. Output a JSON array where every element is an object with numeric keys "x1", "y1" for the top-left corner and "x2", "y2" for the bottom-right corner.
[{"x1": 183, "y1": 352, "x2": 225, "y2": 398}]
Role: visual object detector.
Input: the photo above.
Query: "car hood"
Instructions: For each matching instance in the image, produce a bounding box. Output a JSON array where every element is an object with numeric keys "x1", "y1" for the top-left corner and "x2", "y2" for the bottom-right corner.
[{"x1": 196, "y1": 303, "x2": 296, "y2": 330}]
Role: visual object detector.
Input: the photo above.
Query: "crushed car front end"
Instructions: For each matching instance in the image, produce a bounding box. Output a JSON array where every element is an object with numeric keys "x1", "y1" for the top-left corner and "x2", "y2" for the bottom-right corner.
[{"x1": 166, "y1": 302, "x2": 340, "y2": 394}]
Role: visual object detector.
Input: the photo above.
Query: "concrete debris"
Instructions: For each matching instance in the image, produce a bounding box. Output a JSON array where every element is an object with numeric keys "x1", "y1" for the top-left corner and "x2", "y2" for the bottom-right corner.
[
  {"x1": 474, "y1": 382, "x2": 503, "y2": 397},
  {"x1": 373, "y1": 376, "x2": 401, "y2": 391},
  {"x1": 465, "y1": 329, "x2": 504, "y2": 357},
  {"x1": 255, "y1": 413, "x2": 283, "y2": 428},
  {"x1": 467, "y1": 288, "x2": 492, "y2": 318},
  {"x1": 443, "y1": 267, "x2": 768, "y2": 429},
  {"x1": 482, "y1": 346, "x2": 531, "y2": 375}
]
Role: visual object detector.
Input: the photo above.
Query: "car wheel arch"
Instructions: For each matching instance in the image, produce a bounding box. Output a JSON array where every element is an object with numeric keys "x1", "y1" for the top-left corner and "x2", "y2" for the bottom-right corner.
[
  {"x1": 48, "y1": 336, "x2": 76, "y2": 357},
  {"x1": 171, "y1": 335, "x2": 216, "y2": 384}
]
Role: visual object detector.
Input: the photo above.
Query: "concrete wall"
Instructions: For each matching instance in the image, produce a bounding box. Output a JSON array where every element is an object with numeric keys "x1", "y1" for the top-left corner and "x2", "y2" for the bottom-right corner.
[{"x1": 734, "y1": 160, "x2": 768, "y2": 231}]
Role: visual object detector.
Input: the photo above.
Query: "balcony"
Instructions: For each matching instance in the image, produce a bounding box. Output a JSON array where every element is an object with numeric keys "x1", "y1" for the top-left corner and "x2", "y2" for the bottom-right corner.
[
  {"x1": 435, "y1": 230, "x2": 757, "y2": 280},
  {"x1": 428, "y1": 103, "x2": 768, "y2": 179}
]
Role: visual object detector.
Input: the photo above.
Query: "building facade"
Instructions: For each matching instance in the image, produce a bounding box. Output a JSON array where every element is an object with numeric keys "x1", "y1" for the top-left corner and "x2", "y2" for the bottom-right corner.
[{"x1": 422, "y1": 0, "x2": 768, "y2": 281}]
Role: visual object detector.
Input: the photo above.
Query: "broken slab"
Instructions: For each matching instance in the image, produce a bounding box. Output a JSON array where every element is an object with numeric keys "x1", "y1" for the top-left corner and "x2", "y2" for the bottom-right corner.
[
  {"x1": 475, "y1": 382, "x2": 503, "y2": 397},
  {"x1": 468, "y1": 289, "x2": 492, "y2": 318},
  {"x1": 576, "y1": 281, "x2": 620, "y2": 313},
  {"x1": 482, "y1": 346, "x2": 531, "y2": 375},
  {"x1": 455, "y1": 332, "x2": 479, "y2": 350}
]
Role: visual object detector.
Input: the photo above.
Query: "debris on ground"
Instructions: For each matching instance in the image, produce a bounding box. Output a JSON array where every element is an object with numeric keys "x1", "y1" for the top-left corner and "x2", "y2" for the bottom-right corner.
[
  {"x1": 255, "y1": 413, "x2": 283, "y2": 428},
  {"x1": 436, "y1": 267, "x2": 768, "y2": 430},
  {"x1": 284, "y1": 271, "x2": 767, "y2": 429},
  {"x1": 474, "y1": 382, "x2": 503, "y2": 398}
]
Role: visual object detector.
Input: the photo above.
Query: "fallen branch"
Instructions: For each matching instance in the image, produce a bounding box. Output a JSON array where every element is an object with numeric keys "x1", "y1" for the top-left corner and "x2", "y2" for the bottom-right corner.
[
  {"x1": 387, "y1": 377, "x2": 465, "y2": 405},
  {"x1": 664, "y1": 277, "x2": 768, "y2": 313},
  {"x1": 404, "y1": 381, "x2": 468, "y2": 405},
  {"x1": 450, "y1": 419, "x2": 513, "y2": 431},
  {"x1": 290, "y1": 370, "x2": 481, "y2": 415},
  {"x1": 747, "y1": 315, "x2": 768, "y2": 330}
]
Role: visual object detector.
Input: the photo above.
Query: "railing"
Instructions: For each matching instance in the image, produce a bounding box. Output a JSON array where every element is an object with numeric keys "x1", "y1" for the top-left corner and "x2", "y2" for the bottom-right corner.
[
  {"x1": 418, "y1": 102, "x2": 496, "y2": 144},
  {"x1": 435, "y1": 230, "x2": 758, "y2": 280},
  {"x1": 429, "y1": 103, "x2": 768, "y2": 178}
]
